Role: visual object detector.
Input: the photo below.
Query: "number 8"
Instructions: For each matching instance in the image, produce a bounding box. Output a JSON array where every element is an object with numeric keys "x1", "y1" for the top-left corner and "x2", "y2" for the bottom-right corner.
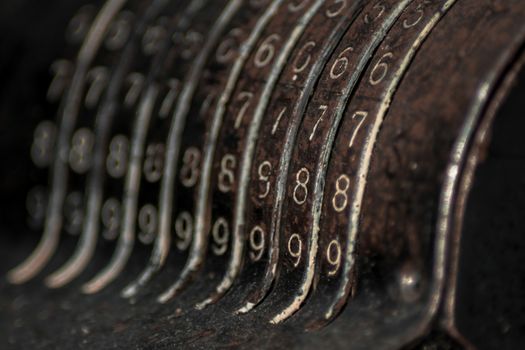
[
  {"x1": 293, "y1": 168, "x2": 310, "y2": 205},
  {"x1": 332, "y1": 174, "x2": 350, "y2": 212}
]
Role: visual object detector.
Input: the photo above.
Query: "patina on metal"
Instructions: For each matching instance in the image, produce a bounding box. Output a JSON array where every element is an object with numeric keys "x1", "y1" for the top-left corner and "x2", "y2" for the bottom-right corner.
[{"x1": 0, "y1": 0, "x2": 524, "y2": 348}]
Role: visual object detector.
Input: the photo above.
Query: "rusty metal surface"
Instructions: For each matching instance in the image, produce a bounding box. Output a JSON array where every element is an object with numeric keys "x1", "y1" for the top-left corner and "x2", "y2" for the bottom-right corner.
[{"x1": 0, "y1": 0, "x2": 524, "y2": 348}]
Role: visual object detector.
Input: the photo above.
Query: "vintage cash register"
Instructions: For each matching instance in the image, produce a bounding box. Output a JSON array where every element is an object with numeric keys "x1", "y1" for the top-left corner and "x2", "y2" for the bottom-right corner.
[{"x1": 0, "y1": 0, "x2": 524, "y2": 348}]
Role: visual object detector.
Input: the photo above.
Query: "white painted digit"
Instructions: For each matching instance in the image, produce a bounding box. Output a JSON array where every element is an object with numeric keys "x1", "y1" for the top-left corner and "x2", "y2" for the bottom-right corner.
[
  {"x1": 292, "y1": 41, "x2": 316, "y2": 79},
  {"x1": 309, "y1": 104, "x2": 328, "y2": 141},
  {"x1": 124, "y1": 72, "x2": 144, "y2": 108},
  {"x1": 218, "y1": 154, "x2": 236, "y2": 193},
  {"x1": 329, "y1": 46, "x2": 353, "y2": 80},
  {"x1": 403, "y1": 1, "x2": 429, "y2": 29},
  {"x1": 332, "y1": 174, "x2": 350, "y2": 212},
  {"x1": 69, "y1": 128, "x2": 94, "y2": 174},
  {"x1": 105, "y1": 11, "x2": 133, "y2": 51},
  {"x1": 66, "y1": 5, "x2": 95, "y2": 44},
  {"x1": 106, "y1": 134, "x2": 129, "y2": 178},
  {"x1": 254, "y1": 33, "x2": 281, "y2": 68},
  {"x1": 199, "y1": 92, "x2": 215, "y2": 117},
  {"x1": 288, "y1": 0, "x2": 309, "y2": 12},
  {"x1": 142, "y1": 22, "x2": 167, "y2": 56},
  {"x1": 31, "y1": 121, "x2": 56, "y2": 168},
  {"x1": 257, "y1": 160, "x2": 272, "y2": 199},
  {"x1": 64, "y1": 192, "x2": 83, "y2": 235},
  {"x1": 234, "y1": 91, "x2": 254, "y2": 129},
  {"x1": 159, "y1": 79, "x2": 180, "y2": 118},
  {"x1": 369, "y1": 52, "x2": 393, "y2": 86},
  {"x1": 326, "y1": 239, "x2": 342, "y2": 276},
  {"x1": 215, "y1": 28, "x2": 242, "y2": 64},
  {"x1": 212, "y1": 217, "x2": 229, "y2": 256},
  {"x1": 175, "y1": 211, "x2": 193, "y2": 251},
  {"x1": 85, "y1": 66, "x2": 109, "y2": 108},
  {"x1": 288, "y1": 233, "x2": 302, "y2": 267},
  {"x1": 293, "y1": 167, "x2": 310, "y2": 205},
  {"x1": 138, "y1": 204, "x2": 157, "y2": 245},
  {"x1": 364, "y1": 3, "x2": 386, "y2": 24},
  {"x1": 180, "y1": 147, "x2": 201, "y2": 187},
  {"x1": 271, "y1": 106, "x2": 287, "y2": 135},
  {"x1": 173, "y1": 30, "x2": 203, "y2": 60},
  {"x1": 249, "y1": 225, "x2": 265, "y2": 262},
  {"x1": 143, "y1": 143, "x2": 165, "y2": 183},
  {"x1": 326, "y1": 0, "x2": 347, "y2": 18},
  {"x1": 26, "y1": 187, "x2": 47, "y2": 228},
  {"x1": 101, "y1": 198, "x2": 120, "y2": 241},
  {"x1": 47, "y1": 60, "x2": 72, "y2": 102},
  {"x1": 348, "y1": 111, "x2": 368, "y2": 148}
]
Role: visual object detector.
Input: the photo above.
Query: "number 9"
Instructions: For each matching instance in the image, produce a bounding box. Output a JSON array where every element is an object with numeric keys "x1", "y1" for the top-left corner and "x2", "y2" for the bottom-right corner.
[
  {"x1": 212, "y1": 217, "x2": 229, "y2": 256},
  {"x1": 326, "y1": 239, "x2": 342, "y2": 276},
  {"x1": 249, "y1": 225, "x2": 265, "y2": 262},
  {"x1": 288, "y1": 233, "x2": 303, "y2": 267}
]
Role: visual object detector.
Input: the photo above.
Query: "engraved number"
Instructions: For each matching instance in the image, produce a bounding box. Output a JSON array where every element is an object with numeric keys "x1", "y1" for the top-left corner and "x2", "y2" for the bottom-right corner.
[
  {"x1": 309, "y1": 104, "x2": 328, "y2": 141},
  {"x1": 26, "y1": 187, "x2": 47, "y2": 228},
  {"x1": 175, "y1": 211, "x2": 193, "y2": 251},
  {"x1": 64, "y1": 192, "x2": 83, "y2": 235},
  {"x1": 218, "y1": 154, "x2": 236, "y2": 193},
  {"x1": 257, "y1": 160, "x2": 272, "y2": 199},
  {"x1": 124, "y1": 73, "x2": 144, "y2": 108},
  {"x1": 288, "y1": 233, "x2": 302, "y2": 267},
  {"x1": 249, "y1": 225, "x2": 265, "y2": 262},
  {"x1": 369, "y1": 52, "x2": 393, "y2": 86},
  {"x1": 288, "y1": 0, "x2": 309, "y2": 12},
  {"x1": 101, "y1": 198, "x2": 120, "y2": 240},
  {"x1": 107, "y1": 135, "x2": 129, "y2": 178},
  {"x1": 66, "y1": 5, "x2": 94, "y2": 44},
  {"x1": 143, "y1": 143, "x2": 165, "y2": 183},
  {"x1": 85, "y1": 67, "x2": 109, "y2": 108},
  {"x1": 330, "y1": 46, "x2": 353, "y2": 80},
  {"x1": 332, "y1": 174, "x2": 350, "y2": 212},
  {"x1": 142, "y1": 23, "x2": 167, "y2": 56},
  {"x1": 216, "y1": 28, "x2": 242, "y2": 64},
  {"x1": 31, "y1": 121, "x2": 56, "y2": 168},
  {"x1": 403, "y1": 1, "x2": 430, "y2": 29},
  {"x1": 364, "y1": 3, "x2": 386, "y2": 24},
  {"x1": 326, "y1": 239, "x2": 342, "y2": 276},
  {"x1": 47, "y1": 60, "x2": 72, "y2": 102},
  {"x1": 292, "y1": 41, "x2": 316, "y2": 78},
  {"x1": 212, "y1": 217, "x2": 229, "y2": 256},
  {"x1": 180, "y1": 147, "x2": 201, "y2": 187},
  {"x1": 70, "y1": 128, "x2": 94, "y2": 174},
  {"x1": 293, "y1": 167, "x2": 310, "y2": 205},
  {"x1": 326, "y1": 0, "x2": 347, "y2": 18},
  {"x1": 200, "y1": 92, "x2": 215, "y2": 117},
  {"x1": 105, "y1": 11, "x2": 132, "y2": 51},
  {"x1": 138, "y1": 204, "x2": 157, "y2": 244},
  {"x1": 271, "y1": 106, "x2": 287, "y2": 135},
  {"x1": 254, "y1": 33, "x2": 281, "y2": 68},
  {"x1": 234, "y1": 91, "x2": 254, "y2": 129},
  {"x1": 175, "y1": 30, "x2": 203, "y2": 60},
  {"x1": 348, "y1": 111, "x2": 368, "y2": 148},
  {"x1": 159, "y1": 79, "x2": 180, "y2": 118}
]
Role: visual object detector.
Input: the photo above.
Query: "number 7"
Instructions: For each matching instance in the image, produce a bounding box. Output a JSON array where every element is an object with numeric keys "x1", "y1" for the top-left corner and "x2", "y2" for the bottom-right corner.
[
  {"x1": 309, "y1": 104, "x2": 328, "y2": 141},
  {"x1": 348, "y1": 111, "x2": 368, "y2": 148}
]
